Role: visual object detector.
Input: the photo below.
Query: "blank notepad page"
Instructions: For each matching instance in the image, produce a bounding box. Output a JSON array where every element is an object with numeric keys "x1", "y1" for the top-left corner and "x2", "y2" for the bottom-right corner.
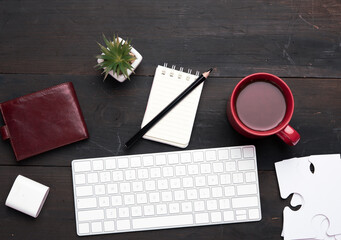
[{"x1": 141, "y1": 65, "x2": 204, "y2": 148}]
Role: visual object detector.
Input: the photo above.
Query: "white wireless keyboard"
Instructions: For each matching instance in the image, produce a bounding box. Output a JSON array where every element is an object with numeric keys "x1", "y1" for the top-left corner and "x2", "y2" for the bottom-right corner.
[{"x1": 71, "y1": 145, "x2": 261, "y2": 236}]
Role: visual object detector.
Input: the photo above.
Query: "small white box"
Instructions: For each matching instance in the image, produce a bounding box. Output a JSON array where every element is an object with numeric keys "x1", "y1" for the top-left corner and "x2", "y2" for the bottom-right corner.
[{"x1": 5, "y1": 175, "x2": 50, "y2": 218}]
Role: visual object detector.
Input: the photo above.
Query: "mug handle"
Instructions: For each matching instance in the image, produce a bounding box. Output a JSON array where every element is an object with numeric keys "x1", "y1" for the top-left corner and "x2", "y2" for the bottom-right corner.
[{"x1": 276, "y1": 125, "x2": 300, "y2": 146}]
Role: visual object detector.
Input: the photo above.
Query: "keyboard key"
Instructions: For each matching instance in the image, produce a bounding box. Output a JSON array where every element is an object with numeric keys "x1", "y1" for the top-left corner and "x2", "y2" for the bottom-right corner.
[
  {"x1": 180, "y1": 152, "x2": 191, "y2": 163},
  {"x1": 105, "y1": 158, "x2": 116, "y2": 169},
  {"x1": 98, "y1": 197, "x2": 110, "y2": 207},
  {"x1": 168, "y1": 154, "x2": 179, "y2": 164},
  {"x1": 219, "y1": 199, "x2": 231, "y2": 209},
  {"x1": 237, "y1": 184, "x2": 257, "y2": 195},
  {"x1": 156, "y1": 204, "x2": 167, "y2": 214},
  {"x1": 218, "y1": 149, "x2": 229, "y2": 160},
  {"x1": 112, "y1": 171, "x2": 124, "y2": 181},
  {"x1": 205, "y1": 150, "x2": 216, "y2": 161},
  {"x1": 236, "y1": 214, "x2": 247, "y2": 220},
  {"x1": 104, "y1": 221, "x2": 115, "y2": 232},
  {"x1": 220, "y1": 174, "x2": 231, "y2": 184},
  {"x1": 238, "y1": 160, "x2": 255, "y2": 171},
  {"x1": 200, "y1": 163, "x2": 211, "y2": 174},
  {"x1": 181, "y1": 202, "x2": 192, "y2": 212},
  {"x1": 187, "y1": 189, "x2": 198, "y2": 200},
  {"x1": 195, "y1": 213, "x2": 209, "y2": 223},
  {"x1": 170, "y1": 178, "x2": 181, "y2": 188},
  {"x1": 150, "y1": 168, "x2": 161, "y2": 178},
  {"x1": 77, "y1": 197, "x2": 97, "y2": 209},
  {"x1": 76, "y1": 186, "x2": 93, "y2": 197},
  {"x1": 91, "y1": 222, "x2": 102, "y2": 233},
  {"x1": 212, "y1": 162, "x2": 224, "y2": 173},
  {"x1": 87, "y1": 173, "x2": 98, "y2": 183},
  {"x1": 144, "y1": 205, "x2": 155, "y2": 215},
  {"x1": 137, "y1": 169, "x2": 148, "y2": 179},
  {"x1": 194, "y1": 201, "x2": 205, "y2": 211},
  {"x1": 211, "y1": 212, "x2": 222, "y2": 222},
  {"x1": 175, "y1": 166, "x2": 186, "y2": 176},
  {"x1": 223, "y1": 211, "x2": 234, "y2": 221},
  {"x1": 249, "y1": 209, "x2": 260, "y2": 219},
  {"x1": 157, "y1": 179, "x2": 168, "y2": 190},
  {"x1": 226, "y1": 162, "x2": 236, "y2": 171},
  {"x1": 132, "y1": 181, "x2": 143, "y2": 192},
  {"x1": 149, "y1": 192, "x2": 160, "y2": 203},
  {"x1": 195, "y1": 176, "x2": 206, "y2": 186},
  {"x1": 124, "y1": 195, "x2": 135, "y2": 205},
  {"x1": 162, "y1": 167, "x2": 174, "y2": 177},
  {"x1": 125, "y1": 170, "x2": 136, "y2": 180},
  {"x1": 232, "y1": 173, "x2": 244, "y2": 183},
  {"x1": 207, "y1": 175, "x2": 219, "y2": 186},
  {"x1": 100, "y1": 172, "x2": 111, "y2": 182},
  {"x1": 117, "y1": 220, "x2": 131, "y2": 230},
  {"x1": 245, "y1": 172, "x2": 257, "y2": 182},
  {"x1": 93, "y1": 160, "x2": 104, "y2": 171},
  {"x1": 130, "y1": 156, "x2": 141, "y2": 167},
  {"x1": 133, "y1": 215, "x2": 193, "y2": 229},
  {"x1": 111, "y1": 196, "x2": 122, "y2": 206},
  {"x1": 106, "y1": 208, "x2": 117, "y2": 218},
  {"x1": 94, "y1": 185, "x2": 105, "y2": 195},
  {"x1": 78, "y1": 210, "x2": 104, "y2": 221},
  {"x1": 131, "y1": 206, "x2": 142, "y2": 216},
  {"x1": 188, "y1": 164, "x2": 199, "y2": 175},
  {"x1": 145, "y1": 181, "x2": 156, "y2": 191},
  {"x1": 75, "y1": 174, "x2": 86, "y2": 185},
  {"x1": 193, "y1": 151, "x2": 204, "y2": 162},
  {"x1": 119, "y1": 183, "x2": 131, "y2": 193},
  {"x1": 161, "y1": 191, "x2": 172, "y2": 201},
  {"x1": 78, "y1": 223, "x2": 90, "y2": 234},
  {"x1": 212, "y1": 187, "x2": 223, "y2": 197},
  {"x1": 232, "y1": 196, "x2": 258, "y2": 208},
  {"x1": 224, "y1": 186, "x2": 235, "y2": 196},
  {"x1": 174, "y1": 190, "x2": 185, "y2": 201},
  {"x1": 207, "y1": 200, "x2": 218, "y2": 210},
  {"x1": 155, "y1": 155, "x2": 166, "y2": 165},
  {"x1": 243, "y1": 147, "x2": 255, "y2": 158},
  {"x1": 199, "y1": 188, "x2": 210, "y2": 199},
  {"x1": 182, "y1": 177, "x2": 194, "y2": 188},
  {"x1": 74, "y1": 161, "x2": 91, "y2": 172},
  {"x1": 230, "y1": 148, "x2": 242, "y2": 159},
  {"x1": 117, "y1": 158, "x2": 129, "y2": 169},
  {"x1": 143, "y1": 156, "x2": 154, "y2": 166},
  {"x1": 136, "y1": 193, "x2": 147, "y2": 204},
  {"x1": 169, "y1": 203, "x2": 180, "y2": 213},
  {"x1": 119, "y1": 207, "x2": 130, "y2": 218}
]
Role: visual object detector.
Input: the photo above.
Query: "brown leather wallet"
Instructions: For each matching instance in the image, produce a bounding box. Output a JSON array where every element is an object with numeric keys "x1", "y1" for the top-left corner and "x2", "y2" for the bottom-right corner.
[{"x1": 0, "y1": 82, "x2": 89, "y2": 161}]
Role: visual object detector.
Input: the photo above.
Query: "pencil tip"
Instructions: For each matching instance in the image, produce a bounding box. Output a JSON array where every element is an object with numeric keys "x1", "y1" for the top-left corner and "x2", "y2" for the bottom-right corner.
[{"x1": 207, "y1": 68, "x2": 213, "y2": 73}]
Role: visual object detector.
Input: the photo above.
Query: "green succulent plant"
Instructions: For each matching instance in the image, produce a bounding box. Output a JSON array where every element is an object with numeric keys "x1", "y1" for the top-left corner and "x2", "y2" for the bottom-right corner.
[{"x1": 96, "y1": 34, "x2": 136, "y2": 80}]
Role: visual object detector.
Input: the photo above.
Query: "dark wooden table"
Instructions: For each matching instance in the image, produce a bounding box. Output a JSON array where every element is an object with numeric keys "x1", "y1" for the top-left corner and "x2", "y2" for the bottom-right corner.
[{"x1": 0, "y1": 0, "x2": 340, "y2": 239}]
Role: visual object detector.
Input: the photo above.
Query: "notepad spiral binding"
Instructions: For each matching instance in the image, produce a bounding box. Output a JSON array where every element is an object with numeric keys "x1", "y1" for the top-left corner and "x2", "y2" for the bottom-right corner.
[{"x1": 162, "y1": 63, "x2": 200, "y2": 81}]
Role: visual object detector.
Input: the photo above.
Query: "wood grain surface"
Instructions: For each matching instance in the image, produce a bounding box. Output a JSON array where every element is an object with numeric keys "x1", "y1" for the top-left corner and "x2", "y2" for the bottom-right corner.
[{"x1": 0, "y1": 0, "x2": 340, "y2": 239}]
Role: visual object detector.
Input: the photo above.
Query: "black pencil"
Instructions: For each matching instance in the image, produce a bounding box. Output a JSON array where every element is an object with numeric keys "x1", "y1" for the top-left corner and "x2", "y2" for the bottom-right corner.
[{"x1": 125, "y1": 68, "x2": 213, "y2": 149}]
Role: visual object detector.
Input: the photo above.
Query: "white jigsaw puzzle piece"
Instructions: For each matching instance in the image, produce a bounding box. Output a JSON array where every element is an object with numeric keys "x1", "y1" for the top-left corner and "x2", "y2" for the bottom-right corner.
[
  {"x1": 275, "y1": 154, "x2": 341, "y2": 240},
  {"x1": 283, "y1": 215, "x2": 337, "y2": 240},
  {"x1": 291, "y1": 193, "x2": 303, "y2": 208},
  {"x1": 308, "y1": 154, "x2": 341, "y2": 236}
]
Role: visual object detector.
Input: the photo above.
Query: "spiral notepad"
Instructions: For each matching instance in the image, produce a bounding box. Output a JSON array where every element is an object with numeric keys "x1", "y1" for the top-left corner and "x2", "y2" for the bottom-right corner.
[{"x1": 141, "y1": 64, "x2": 204, "y2": 148}]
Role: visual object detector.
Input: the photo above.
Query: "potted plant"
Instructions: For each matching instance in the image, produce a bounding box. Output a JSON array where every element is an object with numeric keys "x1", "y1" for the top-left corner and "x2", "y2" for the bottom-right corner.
[{"x1": 96, "y1": 34, "x2": 143, "y2": 82}]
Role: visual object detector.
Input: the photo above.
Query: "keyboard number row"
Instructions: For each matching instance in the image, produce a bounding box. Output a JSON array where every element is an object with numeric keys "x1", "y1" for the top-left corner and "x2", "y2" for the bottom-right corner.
[{"x1": 73, "y1": 147, "x2": 255, "y2": 173}]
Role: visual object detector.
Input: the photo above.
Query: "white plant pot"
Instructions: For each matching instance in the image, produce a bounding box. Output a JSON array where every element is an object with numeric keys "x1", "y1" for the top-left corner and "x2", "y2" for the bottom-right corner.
[{"x1": 97, "y1": 37, "x2": 143, "y2": 82}]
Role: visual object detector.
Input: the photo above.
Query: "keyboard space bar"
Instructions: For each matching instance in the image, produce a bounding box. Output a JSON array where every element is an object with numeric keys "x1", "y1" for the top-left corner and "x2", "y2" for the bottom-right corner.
[{"x1": 133, "y1": 215, "x2": 193, "y2": 229}]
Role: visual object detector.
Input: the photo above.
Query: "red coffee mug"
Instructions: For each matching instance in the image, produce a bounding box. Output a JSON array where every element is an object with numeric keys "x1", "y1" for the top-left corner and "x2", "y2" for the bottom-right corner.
[{"x1": 227, "y1": 73, "x2": 300, "y2": 146}]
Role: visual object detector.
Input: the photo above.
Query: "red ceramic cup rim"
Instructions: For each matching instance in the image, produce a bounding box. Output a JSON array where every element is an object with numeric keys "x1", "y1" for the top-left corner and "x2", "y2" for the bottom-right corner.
[{"x1": 230, "y1": 73, "x2": 294, "y2": 137}]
